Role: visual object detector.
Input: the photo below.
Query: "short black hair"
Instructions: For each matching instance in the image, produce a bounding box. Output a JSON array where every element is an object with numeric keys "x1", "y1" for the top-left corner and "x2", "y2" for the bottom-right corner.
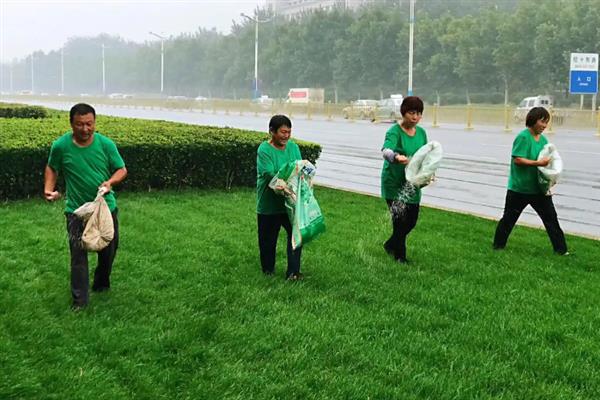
[
  {"x1": 525, "y1": 107, "x2": 550, "y2": 127},
  {"x1": 400, "y1": 96, "x2": 424, "y2": 116},
  {"x1": 269, "y1": 114, "x2": 292, "y2": 134},
  {"x1": 70, "y1": 103, "x2": 96, "y2": 123}
]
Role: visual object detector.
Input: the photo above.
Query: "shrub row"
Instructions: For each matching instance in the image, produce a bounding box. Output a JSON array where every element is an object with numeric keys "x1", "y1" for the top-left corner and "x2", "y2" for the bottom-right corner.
[
  {"x1": 0, "y1": 103, "x2": 49, "y2": 119},
  {"x1": 0, "y1": 110, "x2": 322, "y2": 201}
]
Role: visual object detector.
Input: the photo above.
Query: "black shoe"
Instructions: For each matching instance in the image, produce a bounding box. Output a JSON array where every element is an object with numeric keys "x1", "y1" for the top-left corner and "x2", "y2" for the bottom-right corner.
[
  {"x1": 397, "y1": 258, "x2": 409, "y2": 264},
  {"x1": 92, "y1": 285, "x2": 110, "y2": 293},
  {"x1": 286, "y1": 272, "x2": 304, "y2": 281},
  {"x1": 71, "y1": 303, "x2": 87, "y2": 312},
  {"x1": 492, "y1": 244, "x2": 504, "y2": 250},
  {"x1": 383, "y1": 243, "x2": 395, "y2": 257}
]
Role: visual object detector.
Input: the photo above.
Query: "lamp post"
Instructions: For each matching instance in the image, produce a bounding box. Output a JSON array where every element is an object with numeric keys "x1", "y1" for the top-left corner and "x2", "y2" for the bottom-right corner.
[
  {"x1": 60, "y1": 47, "x2": 65, "y2": 94},
  {"x1": 30, "y1": 54, "x2": 35, "y2": 93},
  {"x1": 407, "y1": 0, "x2": 415, "y2": 96},
  {"x1": 240, "y1": 13, "x2": 271, "y2": 98},
  {"x1": 149, "y1": 31, "x2": 166, "y2": 94},
  {"x1": 9, "y1": 61, "x2": 13, "y2": 93},
  {"x1": 102, "y1": 43, "x2": 106, "y2": 94}
]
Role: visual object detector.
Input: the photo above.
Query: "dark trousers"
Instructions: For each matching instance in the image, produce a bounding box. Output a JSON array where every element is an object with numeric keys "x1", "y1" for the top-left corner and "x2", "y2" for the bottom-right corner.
[
  {"x1": 385, "y1": 200, "x2": 420, "y2": 261},
  {"x1": 494, "y1": 190, "x2": 567, "y2": 254},
  {"x1": 257, "y1": 213, "x2": 302, "y2": 277},
  {"x1": 66, "y1": 210, "x2": 119, "y2": 306}
]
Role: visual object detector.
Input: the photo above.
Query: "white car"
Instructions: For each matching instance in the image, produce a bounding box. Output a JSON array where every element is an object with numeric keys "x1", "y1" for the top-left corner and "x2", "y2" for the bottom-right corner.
[
  {"x1": 374, "y1": 96, "x2": 404, "y2": 121},
  {"x1": 342, "y1": 99, "x2": 378, "y2": 119},
  {"x1": 251, "y1": 95, "x2": 274, "y2": 109},
  {"x1": 167, "y1": 95, "x2": 188, "y2": 101},
  {"x1": 514, "y1": 95, "x2": 567, "y2": 124}
]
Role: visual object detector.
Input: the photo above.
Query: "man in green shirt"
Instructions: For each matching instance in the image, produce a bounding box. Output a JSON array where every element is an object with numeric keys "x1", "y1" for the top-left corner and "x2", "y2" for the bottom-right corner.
[
  {"x1": 44, "y1": 103, "x2": 127, "y2": 309},
  {"x1": 381, "y1": 96, "x2": 428, "y2": 263},
  {"x1": 256, "y1": 115, "x2": 303, "y2": 280},
  {"x1": 493, "y1": 107, "x2": 567, "y2": 254}
]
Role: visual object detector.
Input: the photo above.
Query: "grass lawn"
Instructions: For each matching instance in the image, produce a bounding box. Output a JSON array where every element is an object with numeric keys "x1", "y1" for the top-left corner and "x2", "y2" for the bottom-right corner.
[{"x1": 1, "y1": 187, "x2": 599, "y2": 399}]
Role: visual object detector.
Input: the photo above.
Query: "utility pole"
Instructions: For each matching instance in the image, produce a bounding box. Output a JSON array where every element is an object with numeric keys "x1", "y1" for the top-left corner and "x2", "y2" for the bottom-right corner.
[
  {"x1": 408, "y1": 0, "x2": 415, "y2": 96},
  {"x1": 102, "y1": 43, "x2": 106, "y2": 94},
  {"x1": 149, "y1": 31, "x2": 166, "y2": 94},
  {"x1": 9, "y1": 61, "x2": 13, "y2": 92},
  {"x1": 61, "y1": 47, "x2": 65, "y2": 93},
  {"x1": 240, "y1": 13, "x2": 272, "y2": 98},
  {"x1": 30, "y1": 54, "x2": 35, "y2": 93}
]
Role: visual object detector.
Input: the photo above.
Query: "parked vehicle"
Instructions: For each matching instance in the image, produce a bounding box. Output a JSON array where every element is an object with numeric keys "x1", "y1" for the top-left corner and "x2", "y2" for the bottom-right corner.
[
  {"x1": 195, "y1": 96, "x2": 208, "y2": 102},
  {"x1": 514, "y1": 95, "x2": 566, "y2": 124},
  {"x1": 342, "y1": 99, "x2": 378, "y2": 119},
  {"x1": 109, "y1": 93, "x2": 133, "y2": 99},
  {"x1": 286, "y1": 88, "x2": 325, "y2": 104},
  {"x1": 167, "y1": 95, "x2": 188, "y2": 101},
  {"x1": 252, "y1": 95, "x2": 275, "y2": 109},
  {"x1": 373, "y1": 95, "x2": 404, "y2": 121}
]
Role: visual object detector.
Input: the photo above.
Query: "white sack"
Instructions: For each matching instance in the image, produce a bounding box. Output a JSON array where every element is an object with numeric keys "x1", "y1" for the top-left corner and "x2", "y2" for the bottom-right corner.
[
  {"x1": 537, "y1": 143, "x2": 563, "y2": 187},
  {"x1": 405, "y1": 141, "x2": 443, "y2": 188}
]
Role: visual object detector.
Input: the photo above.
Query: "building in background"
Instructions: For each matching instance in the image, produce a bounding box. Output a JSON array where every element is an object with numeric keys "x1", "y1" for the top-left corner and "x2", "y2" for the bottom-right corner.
[{"x1": 265, "y1": 0, "x2": 377, "y2": 17}]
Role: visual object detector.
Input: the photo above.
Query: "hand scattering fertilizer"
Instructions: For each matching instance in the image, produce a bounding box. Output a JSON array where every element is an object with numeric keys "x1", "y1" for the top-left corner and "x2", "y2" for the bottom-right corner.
[
  {"x1": 537, "y1": 143, "x2": 563, "y2": 195},
  {"x1": 269, "y1": 160, "x2": 326, "y2": 250},
  {"x1": 73, "y1": 187, "x2": 114, "y2": 251},
  {"x1": 391, "y1": 141, "x2": 443, "y2": 217}
]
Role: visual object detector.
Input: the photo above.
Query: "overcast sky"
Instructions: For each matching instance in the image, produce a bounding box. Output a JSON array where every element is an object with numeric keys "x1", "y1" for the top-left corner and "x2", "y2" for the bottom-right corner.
[{"x1": 0, "y1": 0, "x2": 266, "y2": 63}]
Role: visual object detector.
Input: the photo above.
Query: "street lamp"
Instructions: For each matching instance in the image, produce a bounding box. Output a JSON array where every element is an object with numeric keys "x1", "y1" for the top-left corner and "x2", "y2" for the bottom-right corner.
[
  {"x1": 102, "y1": 43, "x2": 107, "y2": 94},
  {"x1": 407, "y1": 0, "x2": 415, "y2": 96},
  {"x1": 60, "y1": 47, "x2": 65, "y2": 93},
  {"x1": 9, "y1": 61, "x2": 14, "y2": 93},
  {"x1": 408, "y1": 0, "x2": 415, "y2": 96},
  {"x1": 149, "y1": 31, "x2": 166, "y2": 94},
  {"x1": 30, "y1": 54, "x2": 35, "y2": 93},
  {"x1": 240, "y1": 13, "x2": 271, "y2": 98}
]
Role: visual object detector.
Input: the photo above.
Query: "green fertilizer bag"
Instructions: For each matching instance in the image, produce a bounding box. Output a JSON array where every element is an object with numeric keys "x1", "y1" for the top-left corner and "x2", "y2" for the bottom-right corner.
[{"x1": 269, "y1": 160, "x2": 325, "y2": 250}]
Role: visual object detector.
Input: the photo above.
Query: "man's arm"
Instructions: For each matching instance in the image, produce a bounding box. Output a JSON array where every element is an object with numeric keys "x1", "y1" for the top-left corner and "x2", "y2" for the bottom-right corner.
[
  {"x1": 44, "y1": 165, "x2": 61, "y2": 201},
  {"x1": 99, "y1": 167, "x2": 128, "y2": 193}
]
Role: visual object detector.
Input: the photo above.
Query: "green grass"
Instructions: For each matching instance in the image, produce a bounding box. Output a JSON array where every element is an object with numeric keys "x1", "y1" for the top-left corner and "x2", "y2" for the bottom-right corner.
[{"x1": 1, "y1": 187, "x2": 599, "y2": 399}]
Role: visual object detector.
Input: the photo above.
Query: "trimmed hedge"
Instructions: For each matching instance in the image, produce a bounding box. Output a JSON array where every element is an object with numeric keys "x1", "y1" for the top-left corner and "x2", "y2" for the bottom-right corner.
[
  {"x1": 0, "y1": 110, "x2": 322, "y2": 200},
  {"x1": 0, "y1": 103, "x2": 49, "y2": 119}
]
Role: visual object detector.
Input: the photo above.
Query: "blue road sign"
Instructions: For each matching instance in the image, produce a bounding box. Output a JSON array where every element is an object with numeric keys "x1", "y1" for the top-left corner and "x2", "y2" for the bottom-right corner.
[{"x1": 569, "y1": 70, "x2": 598, "y2": 94}]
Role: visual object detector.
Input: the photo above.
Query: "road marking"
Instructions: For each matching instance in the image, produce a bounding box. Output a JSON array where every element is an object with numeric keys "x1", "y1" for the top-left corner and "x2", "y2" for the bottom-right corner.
[
  {"x1": 561, "y1": 149, "x2": 600, "y2": 155},
  {"x1": 444, "y1": 153, "x2": 498, "y2": 162}
]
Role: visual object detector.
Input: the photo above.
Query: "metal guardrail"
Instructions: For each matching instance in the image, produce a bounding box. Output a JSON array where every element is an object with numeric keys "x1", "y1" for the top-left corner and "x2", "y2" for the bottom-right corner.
[{"x1": 2, "y1": 95, "x2": 599, "y2": 133}]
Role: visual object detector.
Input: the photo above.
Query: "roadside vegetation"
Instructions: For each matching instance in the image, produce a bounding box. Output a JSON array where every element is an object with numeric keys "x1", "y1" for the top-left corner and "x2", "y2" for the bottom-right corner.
[{"x1": 1, "y1": 187, "x2": 599, "y2": 399}]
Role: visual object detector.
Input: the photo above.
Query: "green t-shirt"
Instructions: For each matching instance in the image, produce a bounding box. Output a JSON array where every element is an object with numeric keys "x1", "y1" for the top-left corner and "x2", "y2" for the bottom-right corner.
[
  {"x1": 380, "y1": 123, "x2": 428, "y2": 203},
  {"x1": 47, "y1": 132, "x2": 126, "y2": 213},
  {"x1": 256, "y1": 140, "x2": 302, "y2": 214},
  {"x1": 508, "y1": 128, "x2": 548, "y2": 194}
]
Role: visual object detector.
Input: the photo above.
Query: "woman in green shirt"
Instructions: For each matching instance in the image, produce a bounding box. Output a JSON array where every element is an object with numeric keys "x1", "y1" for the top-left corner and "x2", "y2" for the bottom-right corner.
[
  {"x1": 493, "y1": 107, "x2": 568, "y2": 254},
  {"x1": 380, "y1": 96, "x2": 428, "y2": 263},
  {"x1": 256, "y1": 115, "x2": 304, "y2": 280}
]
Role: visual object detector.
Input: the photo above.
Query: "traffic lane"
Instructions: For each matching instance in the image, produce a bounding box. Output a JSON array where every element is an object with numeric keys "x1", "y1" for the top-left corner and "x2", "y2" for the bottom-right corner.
[
  {"x1": 315, "y1": 151, "x2": 600, "y2": 238},
  {"x1": 15, "y1": 100, "x2": 600, "y2": 172}
]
